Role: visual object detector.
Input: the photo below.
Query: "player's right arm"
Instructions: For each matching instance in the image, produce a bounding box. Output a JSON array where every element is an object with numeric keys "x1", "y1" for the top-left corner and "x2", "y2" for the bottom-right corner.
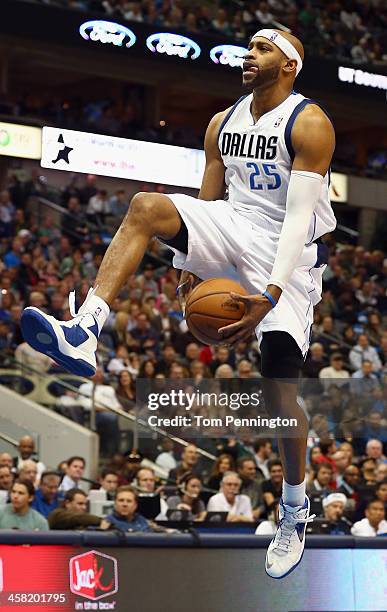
[
  {"x1": 198, "y1": 109, "x2": 230, "y2": 201},
  {"x1": 178, "y1": 108, "x2": 230, "y2": 307}
]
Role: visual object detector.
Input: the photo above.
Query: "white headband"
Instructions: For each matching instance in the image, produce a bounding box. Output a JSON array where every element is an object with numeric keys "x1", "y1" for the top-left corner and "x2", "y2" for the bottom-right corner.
[{"x1": 252, "y1": 29, "x2": 303, "y2": 76}]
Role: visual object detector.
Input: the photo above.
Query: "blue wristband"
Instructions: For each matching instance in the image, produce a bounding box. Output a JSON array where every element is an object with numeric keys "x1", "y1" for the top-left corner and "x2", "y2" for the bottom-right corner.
[{"x1": 263, "y1": 290, "x2": 277, "y2": 308}]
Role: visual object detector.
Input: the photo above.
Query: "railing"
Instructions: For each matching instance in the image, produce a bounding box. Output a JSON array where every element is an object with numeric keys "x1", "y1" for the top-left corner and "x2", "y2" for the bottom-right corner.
[{"x1": 0, "y1": 351, "x2": 217, "y2": 463}]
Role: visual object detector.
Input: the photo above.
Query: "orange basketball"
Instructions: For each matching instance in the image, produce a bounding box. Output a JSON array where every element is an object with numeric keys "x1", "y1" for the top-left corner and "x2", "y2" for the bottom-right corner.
[{"x1": 185, "y1": 278, "x2": 247, "y2": 345}]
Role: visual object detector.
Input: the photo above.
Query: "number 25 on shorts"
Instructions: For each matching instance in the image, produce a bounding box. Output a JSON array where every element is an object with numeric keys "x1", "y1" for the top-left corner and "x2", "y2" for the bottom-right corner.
[{"x1": 246, "y1": 162, "x2": 281, "y2": 190}]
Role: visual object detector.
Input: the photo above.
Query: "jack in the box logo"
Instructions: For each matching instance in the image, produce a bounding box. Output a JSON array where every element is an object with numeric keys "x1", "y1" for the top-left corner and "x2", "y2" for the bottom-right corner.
[{"x1": 69, "y1": 550, "x2": 118, "y2": 601}]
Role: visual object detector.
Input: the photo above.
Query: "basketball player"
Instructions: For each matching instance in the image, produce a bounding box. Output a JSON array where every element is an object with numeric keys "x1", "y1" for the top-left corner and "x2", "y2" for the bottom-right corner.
[{"x1": 21, "y1": 29, "x2": 336, "y2": 578}]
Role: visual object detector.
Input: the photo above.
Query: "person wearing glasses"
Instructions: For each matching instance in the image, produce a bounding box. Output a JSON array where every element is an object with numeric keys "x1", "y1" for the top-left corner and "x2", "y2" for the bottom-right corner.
[{"x1": 207, "y1": 471, "x2": 253, "y2": 522}]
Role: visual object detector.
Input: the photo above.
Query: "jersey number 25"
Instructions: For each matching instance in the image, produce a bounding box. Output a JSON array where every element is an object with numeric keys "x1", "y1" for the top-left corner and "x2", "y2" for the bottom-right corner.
[{"x1": 246, "y1": 162, "x2": 281, "y2": 191}]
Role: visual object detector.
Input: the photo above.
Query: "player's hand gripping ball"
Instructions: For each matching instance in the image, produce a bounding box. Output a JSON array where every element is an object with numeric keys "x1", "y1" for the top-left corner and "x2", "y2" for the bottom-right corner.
[{"x1": 185, "y1": 278, "x2": 248, "y2": 345}]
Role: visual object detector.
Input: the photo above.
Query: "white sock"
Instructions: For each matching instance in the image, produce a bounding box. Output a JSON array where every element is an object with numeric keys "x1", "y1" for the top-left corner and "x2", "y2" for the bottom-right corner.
[
  {"x1": 282, "y1": 478, "x2": 306, "y2": 508},
  {"x1": 83, "y1": 294, "x2": 110, "y2": 334}
]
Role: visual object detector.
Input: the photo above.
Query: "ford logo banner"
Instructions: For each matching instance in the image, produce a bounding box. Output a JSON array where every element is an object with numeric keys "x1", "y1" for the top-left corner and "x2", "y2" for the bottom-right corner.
[
  {"x1": 79, "y1": 20, "x2": 137, "y2": 48},
  {"x1": 146, "y1": 33, "x2": 201, "y2": 60},
  {"x1": 210, "y1": 44, "x2": 248, "y2": 68}
]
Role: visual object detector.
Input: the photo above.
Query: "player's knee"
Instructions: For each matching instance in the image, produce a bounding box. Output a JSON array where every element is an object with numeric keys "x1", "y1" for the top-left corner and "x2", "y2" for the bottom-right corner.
[
  {"x1": 129, "y1": 192, "x2": 156, "y2": 220},
  {"x1": 128, "y1": 192, "x2": 168, "y2": 226},
  {"x1": 128, "y1": 191, "x2": 180, "y2": 238}
]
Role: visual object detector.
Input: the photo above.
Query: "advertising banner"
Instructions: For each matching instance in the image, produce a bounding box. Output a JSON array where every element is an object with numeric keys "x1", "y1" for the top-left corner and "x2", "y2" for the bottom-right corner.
[{"x1": 41, "y1": 127, "x2": 205, "y2": 188}]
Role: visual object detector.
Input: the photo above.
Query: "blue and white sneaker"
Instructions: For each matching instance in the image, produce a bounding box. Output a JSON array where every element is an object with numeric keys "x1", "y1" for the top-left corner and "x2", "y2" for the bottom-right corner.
[
  {"x1": 20, "y1": 289, "x2": 98, "y2": 377},
  {"x1": 265, "y1": 496, "x2": 315, "y2": 579}
]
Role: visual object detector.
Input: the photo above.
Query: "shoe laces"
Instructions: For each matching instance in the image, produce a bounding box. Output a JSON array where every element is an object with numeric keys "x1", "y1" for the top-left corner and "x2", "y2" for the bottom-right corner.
[
  {"x1": 69, "y1": 287, "x2": 96, "y2": 319},
  {"x1": 273, "y1": 506, "x2": 315, "y2": 555}
]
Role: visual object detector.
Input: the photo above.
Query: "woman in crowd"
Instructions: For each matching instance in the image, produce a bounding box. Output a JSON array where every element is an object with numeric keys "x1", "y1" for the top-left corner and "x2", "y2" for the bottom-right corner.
[
  {"x1": 206, "y1": 454, "x2": 235, "y2": 492},
  {"x1": 166, "y1": 472, "x2": 206, "y2": 521},
  {"x1": 116, "y1": 369, "x2": 136, "y2": 412}
]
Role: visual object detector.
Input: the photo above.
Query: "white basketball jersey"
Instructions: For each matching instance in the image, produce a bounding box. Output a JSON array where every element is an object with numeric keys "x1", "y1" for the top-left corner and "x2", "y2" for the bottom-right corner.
[{"x1": 218, "y1": 91, "x2": 336, "y2": 242}]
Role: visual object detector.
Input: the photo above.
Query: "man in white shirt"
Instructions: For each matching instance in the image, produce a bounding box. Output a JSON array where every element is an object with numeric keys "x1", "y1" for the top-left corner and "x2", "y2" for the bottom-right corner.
[
  {"x1": 59, "y1": 456, "x2": 86, "y2": 492},
  {"x1": 319, "y1": 353, "x2": 350, "y2": 390},
  {"x1": 349, "y1": 333, "x2": 382, "y2": 372},
  {"x1": 351, "y1": 499, "x2": 387, "y2": 536},
  {"x1": 155, "y1": 438, "x2": 177, "y2": 472},
  {"x1": 14, "y1": 436, "x2": 46, "y2": 481},
  {"x1": 207, "y1": 471, "x2": 253, "y2": 522},
  {"x1": 78, "y1": 367, "x2": 121, "y2": 456},
  {"x1": 365, "y1": 439, "x2": 387, "y2": 466}
]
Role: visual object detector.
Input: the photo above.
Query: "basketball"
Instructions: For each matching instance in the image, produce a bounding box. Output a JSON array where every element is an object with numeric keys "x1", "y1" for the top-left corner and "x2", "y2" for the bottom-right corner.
[{"x1": 185, "y1": 278, "x2": 247, "y2": 345}]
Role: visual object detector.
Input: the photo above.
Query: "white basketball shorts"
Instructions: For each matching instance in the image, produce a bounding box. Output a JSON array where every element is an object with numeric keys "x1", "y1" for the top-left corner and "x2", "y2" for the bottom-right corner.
[{"x1": 164, "y1": 193, "x2": 326, "y2": 357}]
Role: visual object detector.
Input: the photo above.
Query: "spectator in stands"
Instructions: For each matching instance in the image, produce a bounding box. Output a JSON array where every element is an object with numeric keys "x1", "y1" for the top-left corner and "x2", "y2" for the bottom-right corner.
[
  {"x1": 351, "y1": 499, "x2": 387, "y2": 536},
  {"x1": 321, "y1": 492, "x2": 352, "y2": 535},
  {"x1": 78, "y1": 367, "x2": 121, "y2": 456},
  {"x1": 360, "y1": 458, "x2": 378, "y2": 489},
  {"x1": 15, "y1": 341, "x2": 53, "y2": 374},
  {"x1": 166, "y1": 472, "x2": 206, "y2": 521},
  {"x1": 209, "y1": 346, "x2": 234, "y2": 375},
  {"x1": 365, "y1": 439, "x2": 387, "y2": 464},
  {"x1": 332, "y1": 450, "x2": 350, "y2": 487},
  {"x1": 349, "y1": 333, "x2": 382, "y2": 372},
  {"x1": 115, "y1": 369, "x2": 136, "y2": 412},
  {"x1": 0, "y1": 453, "x2": 13, "y2": 470},
  {"x1": 169, "y1": 443, "x2": 199, "y2": 483},
  {"x1": 207, "y1": 471, "x2": 253, "y2": 522},
  {"x1": 364, "y1": 419, "x2": 387, "y2": 449},
  {"x1": 307, "y1": 463, "x2": 334, "y2": 497},
  {"x1": 0, "y1": 466, "x2": 14, "y2": 492},
  {"x1": 211, "y1": 8, "x2": 231, "y2": 35},
  {"x1": 107, "y1": 345, "x2": 132, "y2": 375},
  {"x1": 105, "y1": 485, "x2": 151, "y2": 532},
  {"x1": 206, "y1": 454, "x2": 235, "y2": 492},
  {"x1": 109, "y1": 189, "x2": 128, "y2": 218},
  {"x1": 48, "y1": 488, "x2": 102, "y2": 530},
  {"x1": 376, "y1": 464, "x2": 387, "y2": 483},
  {"x1": 303, "y1": 342, "x2": 327, "y2": 378},
  {"x1": 31, "y1": 471, "x2": 62, "y2": 519},
  {"x1": 59, "y1": 456, "x2": 85, "y2": 492},
  {"x1": 0, "y1": 479, "x2": 48, "y2": 530},
  {"x1": 253, "y1": 438, "x2": 272, "y2": 480},
  {"x1": 14, "y1": 435, "x2": 46, "y2": 479},
  {"x1": 98, "y1": 469, "x2": 119, "y2": 501},
  {"x1": 86, "y1": 189, "x2": 110, "y2": 227},
  {"x1": 351, "y1": 360, "x2": 380, "y2": 395},
  {"x1": 336, "y1": 465, "x2": 361, "y2": 510},
  {"x1": 261, "y1": 460, "x2": 283, "y2": 514},
  {"x1": 155, "y1": 438, "x2": 177, "y2": 473},
  {"x1": 237, "y1": 457, "x2": 264, "y2": 519},
  {"x1": 375, "y1": 480, "x2": 387, "y2": 510},
  {"x1": 18, "y1": 460, "x2": 39, "y2": 488},
  {"x1": 313, "y1": 316, "x2": 342, "y2": 355},
  {"x1": 319, "y1": 353, "x2": 350, "y2": 389}
]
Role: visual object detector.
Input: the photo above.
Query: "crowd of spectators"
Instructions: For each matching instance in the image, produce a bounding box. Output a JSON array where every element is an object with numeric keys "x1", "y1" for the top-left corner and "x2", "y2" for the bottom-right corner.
[
  {"x1": 0, "y1": 166, "x2": 386, "y2": 534},
  {"x1": 31, "y1": 0, "x2": 387, "y2": 66},
  {"x1": 0, "y1": 433, "x2": 386, "y2": 535}
]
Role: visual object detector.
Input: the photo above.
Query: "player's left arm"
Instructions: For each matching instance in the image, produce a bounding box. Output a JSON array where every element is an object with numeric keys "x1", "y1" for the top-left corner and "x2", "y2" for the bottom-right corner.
[
  {"x1": 266, "y1": 105, "x2": 335, "y2": 301},
  {"x1": 219, "y1": 105, "x2": 335, "y2": 344}
]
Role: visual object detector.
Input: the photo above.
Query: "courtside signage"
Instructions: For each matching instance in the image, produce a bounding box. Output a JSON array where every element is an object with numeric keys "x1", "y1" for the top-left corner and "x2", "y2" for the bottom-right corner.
[
  {"x1": 79, "y1": 20, "x2": 136, "y2": 48},
  {"x1": 0, "y1": 122, "x2": 41, "y2": 159},
  {"x1": 146, "y1": 32, "x2": 201, "y2": 60},
  {"x1": 41, "y1": 126, "x2": 205, "y2": 188},
  {"x1": 210, "y1": 44, "x2": 247, "y2": 68},
  {"x1": 330, "y1": 172, "x2": 348, "y2": 202},
  {"x1": 69, "y1": 550, "x2": 118, "y2": 602},
  {"x1": 338, "y1": 66, "x2": 387, "y2": 91}
]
